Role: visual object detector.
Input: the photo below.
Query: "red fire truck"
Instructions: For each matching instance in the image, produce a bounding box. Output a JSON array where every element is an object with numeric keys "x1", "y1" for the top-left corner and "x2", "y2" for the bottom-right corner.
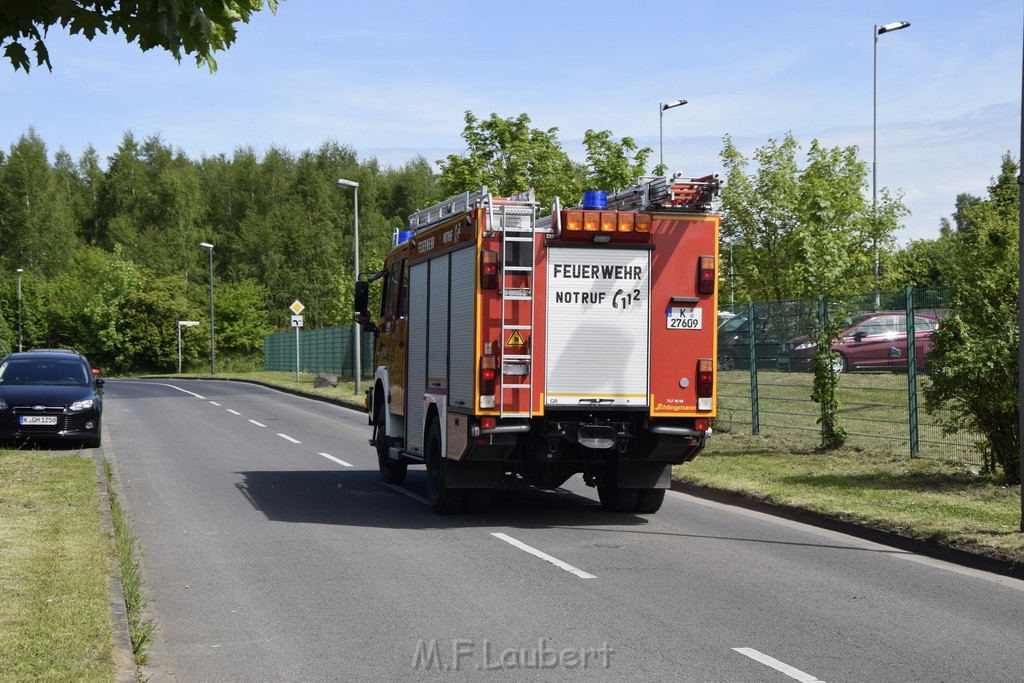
[{"x1": 354, "y1": 173, "x2": 720, "y2": 514}]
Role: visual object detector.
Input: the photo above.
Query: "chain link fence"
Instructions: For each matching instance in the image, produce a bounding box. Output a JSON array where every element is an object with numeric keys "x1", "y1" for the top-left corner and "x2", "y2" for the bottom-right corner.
[{"x1": 717, "y1": 287, "x2": 984, "y2": 465}]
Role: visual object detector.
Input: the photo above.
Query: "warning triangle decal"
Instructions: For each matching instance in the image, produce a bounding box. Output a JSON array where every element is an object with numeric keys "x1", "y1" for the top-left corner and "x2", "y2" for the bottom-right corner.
[{"x1": 506, "y1": 330, "x2": 527, "y2": 346}]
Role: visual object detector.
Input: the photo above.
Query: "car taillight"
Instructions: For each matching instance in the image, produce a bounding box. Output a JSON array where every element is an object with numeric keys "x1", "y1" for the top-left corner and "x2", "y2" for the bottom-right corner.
[
  {"x1": 479, "y1": 355, "x2": 496, "y2": 409},
  {"x1": 697, "y1": 255, "x2": 715, "y2": 295},
  {"x1": 697, "y1": 358, "x2": 713, "y2": 411}
]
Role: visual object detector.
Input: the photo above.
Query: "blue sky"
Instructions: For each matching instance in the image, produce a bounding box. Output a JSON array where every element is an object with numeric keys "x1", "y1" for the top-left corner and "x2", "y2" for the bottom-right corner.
[{"x1": 2, "y1": 0, "x2": 1021, "y2": 243}]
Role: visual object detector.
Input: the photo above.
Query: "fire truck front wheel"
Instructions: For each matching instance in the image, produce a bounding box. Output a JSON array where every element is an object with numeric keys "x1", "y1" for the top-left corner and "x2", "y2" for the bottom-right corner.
[{"x1": 426, "y1": 421, "x2": 464, "y2": 514}]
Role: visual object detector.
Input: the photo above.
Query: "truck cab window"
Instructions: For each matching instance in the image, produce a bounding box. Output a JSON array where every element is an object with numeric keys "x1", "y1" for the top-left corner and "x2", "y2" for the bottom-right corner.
[{"x1": 384, "y1": 259, "x2": 402, "y2": 319}]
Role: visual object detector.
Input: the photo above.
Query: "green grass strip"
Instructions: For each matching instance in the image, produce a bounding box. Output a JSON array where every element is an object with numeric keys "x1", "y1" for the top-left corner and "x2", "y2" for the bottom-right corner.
[
  {"x1": 0, "y1": 451, "x2": 115, "y2": 682},
  {"x1": 677, "y1": 433, "x2": 1024, "y2": 563}
]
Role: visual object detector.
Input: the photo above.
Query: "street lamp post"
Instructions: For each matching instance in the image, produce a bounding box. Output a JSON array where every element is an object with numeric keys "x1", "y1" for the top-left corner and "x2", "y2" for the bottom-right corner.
[
  {"x1": 659, "y1": 99, "x2": 687, "y2": 172},
  {"x1": 16, "y1": 268, "x2": 23, "y2": 352},
  {"x1": 198, "y1": 242, "x2": 215, "y2": 374},
  {"x1": 873, "y1": 20, "x2": 911, "y2": 307},
  {"x1": 337, "y1": 178, "x2": 361, "y2": 395}
]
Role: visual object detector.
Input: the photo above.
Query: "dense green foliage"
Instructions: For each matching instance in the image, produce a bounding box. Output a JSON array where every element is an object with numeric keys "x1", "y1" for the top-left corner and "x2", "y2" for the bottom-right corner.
[
  {"x1": 2, "y1": 0, "x2": 279, "y2": 72},
  {"x1": 719, "y1": 132, "x2": 907, "y2": 303},
  {"x1": 0, "y1": 128, "x2": 439, "y2": 372},
  {"x1": 924, "y1": 154, "x2": 1020, "y2": 480},
  {"x1": 0, "y1": 116, "x2": 659, "y2": 373}
]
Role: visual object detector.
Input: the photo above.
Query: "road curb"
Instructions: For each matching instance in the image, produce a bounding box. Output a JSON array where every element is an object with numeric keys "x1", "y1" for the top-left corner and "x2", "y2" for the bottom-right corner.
[
  {"x1": 98, "y1": 423, "x2": 177, "y2": 682},
  {"x1": 670, "y1": 479, "x2": 1024, "y2": 582},
  {"x1": 90, "y1": 441, "x2": 136, "y2": 683}
]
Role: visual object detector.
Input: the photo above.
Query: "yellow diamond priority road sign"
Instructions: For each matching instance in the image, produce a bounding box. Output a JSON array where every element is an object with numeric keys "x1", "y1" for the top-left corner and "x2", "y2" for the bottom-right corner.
[{"x1": 290, "y1": 300, "x2": 305, "y2": 315}]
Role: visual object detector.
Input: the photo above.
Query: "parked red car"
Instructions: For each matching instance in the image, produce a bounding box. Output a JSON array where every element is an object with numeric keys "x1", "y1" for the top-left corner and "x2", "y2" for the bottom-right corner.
[{"x1": 776, "y1": 312, "x2": 940, "y2": 373}]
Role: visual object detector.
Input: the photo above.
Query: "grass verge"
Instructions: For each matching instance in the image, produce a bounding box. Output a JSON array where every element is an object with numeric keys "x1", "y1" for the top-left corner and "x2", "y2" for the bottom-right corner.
[
  {"x1": 0, "y1": 450, "x2": 115, "y2": 681},
  {"x1": 677, "y1": 432, "x2": 1024, "y2": 564}
]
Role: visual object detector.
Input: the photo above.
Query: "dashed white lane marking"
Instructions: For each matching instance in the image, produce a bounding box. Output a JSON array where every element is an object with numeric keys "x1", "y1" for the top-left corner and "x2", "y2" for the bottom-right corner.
[
  {"x1": 227, "y1": 409, "x2": 241, "y2": 415},
  {"x1": 208, "y1": 401, "x2": 221, "y2": 406},
  {"x1": 384, "y1": 483, "x2": 430, "y2": 505},
  {"x1": 249, "y1": 420, "x2": 266, "y2": 427},
  {"x1": 278, "y1": 433, "x2": 301, "y2": 444},
  {"x1": 319, "y1": 453, "x2": 353, "y2": 467},
  {"x1": 490, "y1": 532, "x2": 596, "y2": 580},
  {"x1": 732, "y1": 648, "x2": 825, "y2": 682}
]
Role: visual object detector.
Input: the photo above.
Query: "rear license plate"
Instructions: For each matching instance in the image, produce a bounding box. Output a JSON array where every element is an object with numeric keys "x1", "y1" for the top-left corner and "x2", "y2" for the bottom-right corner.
[
  {"x1": 20, "y1": 415, "x2": 58, "y2": 426},
  {"x1": 666, "y1": 306, "x2": 703, "y2": 329}
]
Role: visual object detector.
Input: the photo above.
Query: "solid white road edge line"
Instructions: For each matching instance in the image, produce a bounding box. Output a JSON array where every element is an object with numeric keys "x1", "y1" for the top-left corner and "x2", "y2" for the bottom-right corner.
[
  {"x1": 384, "y1": 483, "x2": 430, "y2": 505},
  {"x1": 125, "y1": 380, "x2": 205, "y2": 399},
  {"x1": 278, "y1": 433, "x2": 300, "y2": 444},
  {"x1": 732, "y1": 647, "x2": 825, "y2": 683},
  {"x1": 320, "y1": 453, "x2": 353, "y2": 467},
  {"x1": 248, "y1": 420, "x2": 266, "y2": 427},
  {"x1": 491, "y1": 532, "x2": 597, "y2": 580}
]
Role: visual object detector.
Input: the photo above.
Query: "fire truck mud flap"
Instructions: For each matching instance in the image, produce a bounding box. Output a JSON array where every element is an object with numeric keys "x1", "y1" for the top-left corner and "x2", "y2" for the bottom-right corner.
[
  {"x1": 441, "y1": 459, "x2": 504, "y2": 489},
  {"x1": 614, "y1": 461, "x2": 672, "y2": 489}
]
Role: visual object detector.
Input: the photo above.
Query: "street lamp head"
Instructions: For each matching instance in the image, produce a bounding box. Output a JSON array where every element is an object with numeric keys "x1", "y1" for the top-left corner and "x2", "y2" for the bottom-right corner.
[
  {"x1": 16, "y1": 268, "x2": 23, "y2": 274},
  {"x1": 661, "y1": 99, "x2": 688, "y2": 111},
  {"x1": 199, "y1": 242, "x2": 214, "y2": 249},
  {"x1": 336, "y1": 178, "x2": 359, "y2": 189},
  {"x1": 877, "y1": 21, "x2": 910, "y2": 35}
]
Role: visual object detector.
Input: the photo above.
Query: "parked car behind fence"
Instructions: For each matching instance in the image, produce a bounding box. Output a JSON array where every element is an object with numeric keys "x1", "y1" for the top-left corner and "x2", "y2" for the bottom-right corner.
[{"x1": 776, "y1": 312, "x2": 940, "y2": 373}]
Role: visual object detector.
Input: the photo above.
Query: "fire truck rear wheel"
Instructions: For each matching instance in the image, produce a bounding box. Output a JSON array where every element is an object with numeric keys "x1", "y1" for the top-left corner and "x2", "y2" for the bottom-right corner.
[
  {"x1": 374, "y1": 409, "x2": 406, "y2": 485},
  {"x1": 634, "y1": 488, "x2": 666, "y2": 514},
  {"x1": 597, "y1": 485, "x2": 640, "y2": 513},
  {"x1": 426, "y1": 420, "x2": 464, "y2": 514}
]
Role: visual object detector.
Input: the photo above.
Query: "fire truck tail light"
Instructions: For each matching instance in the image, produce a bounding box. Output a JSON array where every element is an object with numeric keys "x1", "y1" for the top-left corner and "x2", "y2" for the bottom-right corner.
[
  {"x1": 583, "y1": 211, "x2": 600, "y2": 232},
  {"x1": 695, "y1": 418, "x2": 710, "y2": 432},
  {"x1": 697, "y1": 358, "x2": 713, "y2": 398},
  {"x1": 565, "y1": 210, "x2": 583, "y2": 232},
  {"x1": 479, "y1": 355, "x2": 497, "y2": 406},
  {"x1": 617, "y1": 213, "x2": 635, "y2": 232},
  {"x1": 480, "y1": 416, "x2": 497, "y2": 430},
  {"x1": 480, "y1": 250, "x2": 498, "y2": 289},
  {"x1": 634, "y1": 214, "x2": 651, "y2": 233},
  {"x1": 698, "y1": 255, "x2": 715, "y2": 295}
]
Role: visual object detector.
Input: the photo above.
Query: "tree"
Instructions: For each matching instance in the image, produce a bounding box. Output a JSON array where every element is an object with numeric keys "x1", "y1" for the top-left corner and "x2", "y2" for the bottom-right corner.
[
  {"x1": 924, "y1": 153, "x2": 1019, "y2": 480},
  {"x1": 719, "y1": 133, "x2": 906, "y2": 303},
  {"x1": 0, "y1": 129, "x2": 79, "y2": 277},
  {"x1": 2, "y1": 0, "x2": 279, "y2": 73},
  {"x1": 437, "y1": 112, "x2": 581, "y2": 209},
  {"x1": 214, "y1": 279, "x2": 272, "y2": 358},
  {"x1": 119, "y1": 275, "x2": 199, "y2": 372},
  {"x1": 582, "y1": 129, "x2": 652, "y2": 193}
]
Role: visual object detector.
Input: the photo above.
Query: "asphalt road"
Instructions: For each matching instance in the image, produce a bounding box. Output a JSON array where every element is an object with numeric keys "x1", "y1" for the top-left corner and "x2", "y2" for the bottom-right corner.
[{"x1": 103, "y1": 379, "x2": 1024, "y2": 682}]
